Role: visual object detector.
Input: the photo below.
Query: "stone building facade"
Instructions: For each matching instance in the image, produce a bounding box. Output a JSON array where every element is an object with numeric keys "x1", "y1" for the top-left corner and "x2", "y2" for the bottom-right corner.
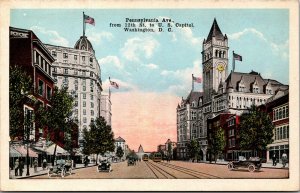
[
  {"x1": 45, "y1": 36, "x2": 103, "y2": 148},
  {"x1": 176, "y1": 19, "x2": 288, "y2": 161}
]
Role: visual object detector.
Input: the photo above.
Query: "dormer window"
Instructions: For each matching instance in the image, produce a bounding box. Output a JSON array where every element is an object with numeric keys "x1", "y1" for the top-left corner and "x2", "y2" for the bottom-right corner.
[{"x1": 252, "y1": 80, "x2": 259, "y2": 93}]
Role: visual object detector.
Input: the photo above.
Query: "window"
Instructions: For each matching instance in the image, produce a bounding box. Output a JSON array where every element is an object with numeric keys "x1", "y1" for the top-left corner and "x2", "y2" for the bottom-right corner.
[
  {"x1": 91, "y1": 110, "x2": 94, "y2": 116},
  {"x1": 91, "y1": 102, "x2": 94, "y2": 108},
  {"x1": 48, "y1": 64, "x2": 51, "y2": 75},
  {"x1": 83, "y1": 101, "x2": 86, "y2": 107},
  {"x1": 74, "y1": 55, "x2": 77, "y2": 60},
  {"x1": 38, "y1": 80, "x2": 44, "y2": 96},
  {"x1": 232, "y1": 138, "x2": 235, "y2": 147},
  {"x1": 90, "y1": 57, "x2": 93, "y2": 63},
  {"x1": 82, "y1": 71, "x2": 86, "y2": 76},
  {"x1": 53, "y1": 67, "x2": 57, "y2": 73},
  {"x1": 90, "y1": 94, "x2": 93, "y2": 100},
  {"x1": 46, "y1": 86, "x2": 52, "y2": 100},
  {"x1": 83, "y1": 117, "x2": 87, "y2": 123},
  {"x1": 41, "y1": 58, "x2": 44, "y2": 69},
  {"x1": 64, "y1": 68, "x2": 68, "y2": 74},
  {"x1": 83, "y1": 94, "x2": 86, "y2": 99},
  {"x1": 83, "y1": 109, "x2": 86, "y2": 115},
  {"x1": 63, "y1": 53, "x2": 68, "y2": 59},
  {"x1": 274, "y1": 125, "x2": 289, "y2": 140},
  {"x1": 74, "y1": 70, "x2": 78, "y2": 75},
  {"x1": 35, "y1": 51, "x2": 40, "y2": 64},
  {"x1": 273, "y1": 104, "x2": 289, "y2": 121},
  {"x1": 75, "y1": 85, "x2": 78, "y2": 90},
  {"x1": 82, "y1": 56, "x2": 85, "y2": 61},
  {"x1": 52, "y1": 51, "x2": 57, "y2": 57},
  {"x1": 90, "y1": 72, "x2": 93, "y2": 77}
]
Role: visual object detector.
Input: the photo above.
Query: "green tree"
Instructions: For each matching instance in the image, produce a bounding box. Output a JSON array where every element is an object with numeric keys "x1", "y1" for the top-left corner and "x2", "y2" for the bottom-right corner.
[
  {"x1": 186, "y1": 139, "x2": 200, "y2": 161},
  {"x1": 116, "y1": 146, "x2": 124, "y2": 161},
  {"x1": 210, "y1": 127, "x2": 226, "y2": 163},
  {"x1": 46, "y1": 86, "x2": 74, "y2": 165},
  {"x1": 240, "y1": 105, "x2": 274, "y2": 156},
  {"x1": 84, "y1": 116, "x2": 115, "y2": 164},
  {"x1": 9, "y1": 65, "x2": 33, "y2": 140}
]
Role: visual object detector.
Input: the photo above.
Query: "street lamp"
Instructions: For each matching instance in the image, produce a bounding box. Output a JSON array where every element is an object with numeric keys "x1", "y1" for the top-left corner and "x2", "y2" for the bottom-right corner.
[{"x1": 25, "y1": 109, "x2": 33, "y2": 176}]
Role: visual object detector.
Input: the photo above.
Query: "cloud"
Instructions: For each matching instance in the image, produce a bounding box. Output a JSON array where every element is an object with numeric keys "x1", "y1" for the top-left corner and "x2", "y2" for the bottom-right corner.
[
  {"x1": 30, "y1": 26, "x2": 69, "y2": 47},
  {"x1": 228, "y1": 28, "x2": 288, "y2": 59},
  {"x1": 161, "y1": 59, "x2": 202, "y2": 95},
  {"x1": 102, "y1": 78, "x2": 138, "y2": 93},
  {"x1": 98, "y1": 55, "x2": 123, "y2": 70},
  {"x1": 121, "y1": 37, "x2": 159, "y2": 62},
  {"x1": 86, "y1": 30, "x2": 113, "y2": 45},
  {"x1": 179, "y1": 27, "x2": 203, "y2": 46},
  {"x1": 144, "y1": 63, "x2": 159, "y2": 70}
]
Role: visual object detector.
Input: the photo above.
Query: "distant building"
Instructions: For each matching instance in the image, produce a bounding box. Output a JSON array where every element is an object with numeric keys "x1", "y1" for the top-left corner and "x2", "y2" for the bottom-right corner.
[
  {"x1": 45, "y1": 35, "x2": 103, "y2": 148},
  {"x1": 114, "y1": 136, "x2": 126, "y2": 160},
  {"x1": 100, "y1": 89, "x2": 112, "y2": 126},
  {"x1": 165, "y1": 139, "x2": 177, "y2": 159}
]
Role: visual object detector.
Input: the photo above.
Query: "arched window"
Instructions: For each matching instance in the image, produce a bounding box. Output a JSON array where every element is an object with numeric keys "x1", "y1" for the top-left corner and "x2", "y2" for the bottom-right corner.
[
  {"x1": 223, "y1": 51, "x2": 226, "y2": 58},
  {"x1": 215, "y1": 50, "x2": 218, "y2": 57},
  {"x1": 219, "y1": 51, "x2": 222, "y2": 58}
]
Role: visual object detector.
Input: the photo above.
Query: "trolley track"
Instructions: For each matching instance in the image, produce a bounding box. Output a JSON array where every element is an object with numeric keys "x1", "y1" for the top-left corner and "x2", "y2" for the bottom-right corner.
[
  {"x1": 157, "y1": 162, "x2": 223, "y2": 179},
  {"x1": 145, "y1": 161, "x2": 177, "y2": 179}
]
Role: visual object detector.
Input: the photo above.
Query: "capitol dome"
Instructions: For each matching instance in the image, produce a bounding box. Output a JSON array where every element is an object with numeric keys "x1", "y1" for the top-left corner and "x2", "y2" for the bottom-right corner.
[{"x1": 74, "y1": 36, "x2": 94, "y2": 53}]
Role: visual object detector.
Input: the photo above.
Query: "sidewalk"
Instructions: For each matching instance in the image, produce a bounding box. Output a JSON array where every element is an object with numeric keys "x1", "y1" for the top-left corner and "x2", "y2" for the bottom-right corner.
[{"x1": 10, "y1": 163, "x2": 96, "y2": 179}]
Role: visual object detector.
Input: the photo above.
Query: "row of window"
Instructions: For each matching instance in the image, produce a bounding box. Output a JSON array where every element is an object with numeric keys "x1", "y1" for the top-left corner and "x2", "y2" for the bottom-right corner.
[
  {"x1": 203, "y1": 50, "x2": 226, "y2": 61},
  {"x1": 74, "y1": 101, "x2": 94, "y2": 108},
  {"x1": 273, "y1": 105, "x2": 289, "y2": 121},
  {"x1": 38, "y1": 79, "x2": 52, "y2": 100},
  {"x1": 274, "y1": 125, "x2": 289, "y2": 141},
  {"x1": 53, "y1": 51, "x2": 94, "y2": 62},
  {"x1": 53, "y1": 67, "x2": 96, "y2": 77},
  {"x1": 34, "y1": 51, "x2": 52, "y2": 77}
]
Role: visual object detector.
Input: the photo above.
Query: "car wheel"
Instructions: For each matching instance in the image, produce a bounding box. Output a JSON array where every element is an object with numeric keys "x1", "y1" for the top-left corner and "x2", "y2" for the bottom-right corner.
[
  {"x1": 248, "y1": 164, "x2": 255, "y2": 172},
  {"x1": 227, "y1": 163, "x2": 234, "y2": 170}
]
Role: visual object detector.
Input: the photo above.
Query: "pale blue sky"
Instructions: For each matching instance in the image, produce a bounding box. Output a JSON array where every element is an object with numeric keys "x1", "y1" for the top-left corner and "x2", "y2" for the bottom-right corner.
[{"x1": 11, "y1": 9, "x2": 289, "y2": 97}]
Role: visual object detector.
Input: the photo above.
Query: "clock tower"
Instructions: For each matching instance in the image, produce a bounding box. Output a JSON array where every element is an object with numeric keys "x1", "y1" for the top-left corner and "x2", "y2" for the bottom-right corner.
[{"x1": 201, "y1": 18, "x2": 229, "y2": 103}]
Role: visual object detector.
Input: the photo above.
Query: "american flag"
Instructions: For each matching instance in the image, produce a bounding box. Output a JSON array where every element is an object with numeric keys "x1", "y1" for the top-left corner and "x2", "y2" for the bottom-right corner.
[
  {"x1": 193, "y1": 76, "x2": 202, "y2": 83},
  {"x1": 109, "y1": 79, "x2": 119, "y2": 89},
  {"x1": 84, "y1": 14, "x2": 95, "y2": 26},
  {"x1": 233, "y1": 53, "x2": 242, "y2": 61}
]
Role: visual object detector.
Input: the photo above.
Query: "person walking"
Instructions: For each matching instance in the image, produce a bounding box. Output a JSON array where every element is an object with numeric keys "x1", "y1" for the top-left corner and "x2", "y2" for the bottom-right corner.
[
  {"x1": 272, "y1": 154, "x2": 277, "y2": 166},
  {"x1": 33, "y1": 158, "x2": 38, "y2": 172},
  {"x1": 42, "y1": 158, "x2": 47, "y2": 170},
  {"x1": 14, "y1": 159, "x2": 19, "y2": 176},
  {"x1": 19, "y1": 160, "x2": 24, "y2": 176},
  {"x1": 281, "y1": 152, "x2": 288, "y2": 168}
]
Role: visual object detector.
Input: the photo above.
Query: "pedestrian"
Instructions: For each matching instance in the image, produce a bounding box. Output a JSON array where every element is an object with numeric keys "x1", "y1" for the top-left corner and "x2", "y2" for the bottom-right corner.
[
  {"x1": 19, "y1": 160, "x2": 24, "y2": 176},
  {"x1": 33, "y1": 158, "x2": 38, "y2": 172},
  {"x1": 272, "y1": 154, "x2": 277, "y2": 166},
  {"x1": 14, "y1": 159, "x2": 19, "y2": 176},
  {"x1": 281, "y1": 152, "x2": 288, "y2": 168},
  {"x1": 42, "y1": 158, "x2": 47, "y2": 170}
]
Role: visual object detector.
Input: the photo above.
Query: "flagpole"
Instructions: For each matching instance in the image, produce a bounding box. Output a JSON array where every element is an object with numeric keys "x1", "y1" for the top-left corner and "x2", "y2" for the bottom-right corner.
[
  {"x1": 192, "y1": 74, "x2": 194, "y2": 91},
  {"x1": 232, "y1": 51, "x2": 235, "y2": 72},
  {"x1": 83, "y1": 12, "x2": 85, "y2": 37}
]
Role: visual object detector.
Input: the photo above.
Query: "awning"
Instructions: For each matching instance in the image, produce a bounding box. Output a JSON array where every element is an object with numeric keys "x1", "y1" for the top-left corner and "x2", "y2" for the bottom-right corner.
[
  {"x1": 45, "y1": 144, "x2": 69, "y2": 155},
  {"x1": 14, "y1": 145, "x2": 38, "y2": 158},
  {"x1": 10, "y1": 147, "x2": 22, "y2": 157}
]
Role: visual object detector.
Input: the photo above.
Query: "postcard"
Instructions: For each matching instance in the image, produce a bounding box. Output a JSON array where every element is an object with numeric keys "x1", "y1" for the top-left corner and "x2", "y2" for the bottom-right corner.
[{"x1": 0, "y1": 0, "x2": 299, "y2": 191}]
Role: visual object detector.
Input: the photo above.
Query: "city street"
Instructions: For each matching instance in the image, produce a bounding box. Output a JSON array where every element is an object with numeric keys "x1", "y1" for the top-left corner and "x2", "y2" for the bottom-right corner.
[{"x1": 31, "y1": 160, "x2": 289, "y2": 179}]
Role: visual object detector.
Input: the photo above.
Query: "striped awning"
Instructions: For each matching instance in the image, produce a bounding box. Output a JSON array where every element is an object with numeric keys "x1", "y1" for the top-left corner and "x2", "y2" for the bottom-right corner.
[
  {"x1": 45, "y1": 144, "x2": 69, "y2": 155},
  {"x1": 14, "y1": 145, "x2": 38, "y2": 157},
  {"x1": 10, "y1": 147, "x2": 22, "y2": 157}
]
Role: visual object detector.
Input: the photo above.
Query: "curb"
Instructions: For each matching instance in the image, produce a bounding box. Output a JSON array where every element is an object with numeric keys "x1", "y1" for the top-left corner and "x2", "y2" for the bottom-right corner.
[{"x1": 14, "y1": 164, "x2": 97, "y2": 179}]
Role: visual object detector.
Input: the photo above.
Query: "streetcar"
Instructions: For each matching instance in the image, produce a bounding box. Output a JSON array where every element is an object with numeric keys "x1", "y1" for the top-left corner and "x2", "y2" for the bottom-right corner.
[
  {"x1": 152, "y1": 152, "x2": 162, "y2": 162},
  {"x1": 142, "y1": 154, "x2": 149, "y2": 161}
]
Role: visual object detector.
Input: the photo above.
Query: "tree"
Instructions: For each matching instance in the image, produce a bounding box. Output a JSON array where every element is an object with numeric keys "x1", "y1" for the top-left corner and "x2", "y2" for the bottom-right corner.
[
  {"x1": 186, "y1": 139, "x2": 200, "y2": 161},
  {"x1": 83, "y1": 116, "x2": 115, "y2": 164},
  {"x1": 239, "y1": 105, "x2": 274, "y2": 156},
  {"x1": 116, "y1": 146, "x2": 124, "y2": 161},
  {"x1": 9, "y1": 65, "x2": 33, "y2": 140},
  {"x1": 210, "y1": 127, "x2": 226, "y2": 163},
  {"x1": 46, "y1": 86, "x2": 75, "y2": 165},
  {"x1": 167, "y1": 143, "x2": 172, "y2": 158}
]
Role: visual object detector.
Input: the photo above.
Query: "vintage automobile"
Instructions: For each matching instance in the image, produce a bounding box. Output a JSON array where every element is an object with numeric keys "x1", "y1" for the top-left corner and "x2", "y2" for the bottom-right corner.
[
  {"x1": 97, "y1": 160, "x2": 112, "y2": 172},
  {"x1": 48, "y1": 159, "x2": 72, "y2": 177},
  {"x1": 227, "y1": 156, "x2": 262, "y2": 172},
  {"x1": 127, "y1": 157, "x2": 136, "y2": 166}
]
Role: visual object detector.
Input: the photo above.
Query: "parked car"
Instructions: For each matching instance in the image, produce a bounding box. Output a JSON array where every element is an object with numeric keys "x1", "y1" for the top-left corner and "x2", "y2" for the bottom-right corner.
[
  {"x1": 97, "y1": 160, "x2": 112, "y2": 172},
  {"x1": 48, "y1": 159, "x2": 71, "y2": 177},
  {"x1": 227, "y1": 156, "x2": 262, "y2": 172}
]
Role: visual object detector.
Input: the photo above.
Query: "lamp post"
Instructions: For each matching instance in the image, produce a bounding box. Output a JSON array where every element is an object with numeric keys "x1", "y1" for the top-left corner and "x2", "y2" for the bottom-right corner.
[{"x1": 25, "y1": 109, "x2": 33, "y2": 176}]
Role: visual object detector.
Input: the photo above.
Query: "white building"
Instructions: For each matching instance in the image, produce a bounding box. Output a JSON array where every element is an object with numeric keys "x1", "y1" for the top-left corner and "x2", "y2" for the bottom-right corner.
[
  {"x1": 114, "y1": 136, "x2": 126, "y2": 160},
  {"x1": 100, "y1": 89, "x2": 112, "y2": 126},
  {"x1": 45, "y1": 35, "x2": 103, "y2": 147},
  {"x1": 176, "y1": 19, "x2": 288, "y2": 160}
]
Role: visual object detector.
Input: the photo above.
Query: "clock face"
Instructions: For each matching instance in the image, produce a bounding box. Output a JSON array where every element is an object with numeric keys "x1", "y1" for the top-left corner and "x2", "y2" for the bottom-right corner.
[{"x1": 216, "y1": 62, "x2": 226, "y2": 72}]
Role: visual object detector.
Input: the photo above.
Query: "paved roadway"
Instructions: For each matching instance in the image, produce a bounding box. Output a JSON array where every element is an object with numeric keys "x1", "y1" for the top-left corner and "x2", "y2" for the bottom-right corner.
[{"x1": 31, "y1": 160, "x2": 289, "y2": 179}]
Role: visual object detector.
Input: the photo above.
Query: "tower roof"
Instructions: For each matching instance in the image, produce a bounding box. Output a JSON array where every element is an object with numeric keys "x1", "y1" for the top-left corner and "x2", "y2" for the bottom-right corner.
[
  {"x1": 74, "y1": 36, "x2": 94, "y2": 53},
  {"x1": 138, "y1": 144, "x2": 144, "y2": 153},
  {"x1": 206, "y1": 18, "x2": 224, "y2": 42}
]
